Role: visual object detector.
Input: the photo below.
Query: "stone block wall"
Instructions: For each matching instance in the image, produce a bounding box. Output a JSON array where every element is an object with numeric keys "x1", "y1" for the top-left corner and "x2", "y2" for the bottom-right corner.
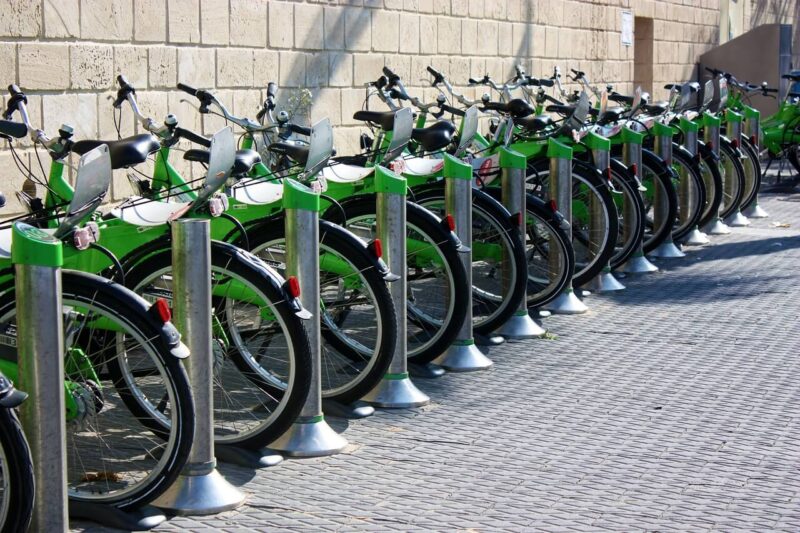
[{"x1": 0, "y1": 0, "x2": 794, "y2": 211}]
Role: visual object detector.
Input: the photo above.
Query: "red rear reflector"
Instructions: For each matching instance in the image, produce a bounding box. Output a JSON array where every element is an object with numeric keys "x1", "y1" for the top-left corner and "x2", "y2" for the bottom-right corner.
[
  {"x1": 630, "y1": 163, "x2": 638, "y2": 177},
  {"x1": 287, "y1": 276, "x2": 301, "y2": 298},
  {"x1": 750, "y1": 135, "x2": 757, "y2": 145},
  {"x1": 731, "y1": 139, "x2": 739, "y2": 149},
  {"x1": 154, "y1": 298, "x2": 171, "y2": 323},
  {"x1": 371, "y1": 238, "x2": 383, "y2": 259},
  {"x1": 549, "y1": 199, "x2": 558, "y2": 212},
  {"x1": 606, "y1": 167, "x2": 613, "y2": 182},
  {"x1": 517, "y1": 212, "x2": 523, "y2": 226},
  {"x1": 445, "y1": 214, "x2": 456, "y2": 232}
]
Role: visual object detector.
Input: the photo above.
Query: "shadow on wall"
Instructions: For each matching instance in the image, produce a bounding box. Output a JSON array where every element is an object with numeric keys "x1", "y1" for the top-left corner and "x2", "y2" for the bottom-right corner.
[{"x1": 750, "y1": 0, "x2": 800, "y2": 67}]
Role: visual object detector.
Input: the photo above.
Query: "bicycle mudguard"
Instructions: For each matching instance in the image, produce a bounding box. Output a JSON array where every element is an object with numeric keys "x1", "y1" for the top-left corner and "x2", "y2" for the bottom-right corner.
[
  {"x1": 410, "y1": 180, "x2": 517, "y2": 226},
  {"x1": 719, "y1": 135, "x2": 743, "y2": 158},
  {"x1": 697, "y1": 140, "x2": 719, "y2": 163}
]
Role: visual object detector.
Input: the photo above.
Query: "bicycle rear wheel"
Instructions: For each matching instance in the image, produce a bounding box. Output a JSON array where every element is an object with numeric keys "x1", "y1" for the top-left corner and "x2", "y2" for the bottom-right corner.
[
  {"x1": 640, "y1": 149, "x2": 679, "y2": 253},
  {"x1": 697, "y1": 142, "x2": 724, "y2": 228},
  {"x1": 607, "y1": 159, "x2": 645, "y2": 269},
  {"x1": 0, "y1": 270, "x2": 194, "y2": 510}
]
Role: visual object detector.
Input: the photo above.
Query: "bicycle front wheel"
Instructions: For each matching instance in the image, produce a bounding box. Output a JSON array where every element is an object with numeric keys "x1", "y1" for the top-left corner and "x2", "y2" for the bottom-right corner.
[
  {"x1": 0, "y1": 402, "x2": 34, "y2": 533},
  {"x1": 0, "y1": 270, "x2": 194, "y2": 510}
]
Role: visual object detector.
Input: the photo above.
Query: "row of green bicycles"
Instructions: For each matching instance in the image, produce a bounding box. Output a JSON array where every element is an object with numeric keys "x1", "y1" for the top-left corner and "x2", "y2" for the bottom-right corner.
[{"x1": 0, "y1": 59, "x2": 793, "y2": 529}]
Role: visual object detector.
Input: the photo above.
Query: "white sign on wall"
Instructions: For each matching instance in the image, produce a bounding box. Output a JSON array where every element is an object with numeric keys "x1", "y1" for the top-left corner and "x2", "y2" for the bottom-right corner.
[{"x1": 621, "y1": 11, "x2": 633, "y2": 46}]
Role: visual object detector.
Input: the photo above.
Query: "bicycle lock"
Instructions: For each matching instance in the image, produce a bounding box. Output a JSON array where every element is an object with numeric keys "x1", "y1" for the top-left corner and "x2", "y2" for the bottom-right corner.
[
  {"x1": 153, "y1": 218, "x2": 245, "y2": 514},
  {"x1": 433, "y1": 155, "x2": 494, "y2": 371},
  {"x1": 651, "y1": 121, "x2": 687, "y2": 258},
  {"x1": 271, "y1": 180, "x2": 348, "y2": 456},
  {"x1": 494, "y1": 148, "x2": 547, "y2": 338},
  {"x1": 545, "y1": 138, "x2": 589, "y2": 314},
  {"x1": 619, "y1": 127, "x2": 659, "y2": 274},
  {"x1": 363, "y1": 167, "x2": 430, "y2": 407}
]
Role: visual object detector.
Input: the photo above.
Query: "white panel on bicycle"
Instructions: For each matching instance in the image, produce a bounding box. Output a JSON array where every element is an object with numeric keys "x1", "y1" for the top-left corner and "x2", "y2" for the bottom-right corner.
[
  {"x1": 384, "y1": 108, "x2": 413, "y2": 163},
  {"x1": 566, "y1": 92, "x2": 590, "y2": 132},
  {"x1": 231, "y1": 178, "x2": 284, "y2": 205},
  {"x1": 194, "y1": 127, "x2": 236, "y2": 206},
  {"x1": 679, "y1": 84, "x2": 692, "y2": 110},
  {"x1": 719, "y1": 78, "x2": 728, "y2": 109},
  {"x1": 304, "y1": 118, "x2": 333, "y2": 178},
  {"x1": 320, "y1": 164, "x2": 375, "y2": 184},
  {"x1": 631, "y1": 86, "x2": 642, "y2": 113},
  {"x1": 702, "y1": 80, "x2": 714, "y2": 107},
  {"x1": 455, "y1": 105, "x2": 479, "y2": 157},
  {"x1": 111, "y1": 198, "x2": 192, "y2": 226},
  {"x1": 403, "y1": 157, "x2": 444, "y2": 176},
  {"x1": 54, "y1": 144, "x2": 112, "y2": 238}
]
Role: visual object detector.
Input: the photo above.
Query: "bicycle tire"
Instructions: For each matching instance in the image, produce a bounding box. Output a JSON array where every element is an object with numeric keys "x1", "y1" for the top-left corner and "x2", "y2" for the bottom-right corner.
[
  {"x1": 0, "y1": 404, "x2": 34, "y2": 533},
  {"x1": 526, "y1": 158, "x2": 618, "y2": 287},
  {"x1": 242, "y1": 219, "x2": 396, "y2": 404},
  {"x1": 0, "y1": 270, "x2": 194, "y2": 510},
  {"x1": 323, "y1": 194, "x2": 469, "y2": 365},
  {"x1": 719, "y1": 138, "x2": 746, "y2": 220},
  {"x1": 738, "y1": 137, "x2": 762, "y2": 211},
  {"x1": 640, "y1": 149, "x2": 679, "y2": 253},
  {"x1": 123, "y1": 241, "x2": 312, "y2": 450},
  {"x1": 670, "y1": 144, "x2": 707, "y2": 241},
  {"x1": 606, "y1": 158, "x2": 646, "y2": 269},
  {"x1": 410, "y1": 184, "x2": 527, "y2": 334}
]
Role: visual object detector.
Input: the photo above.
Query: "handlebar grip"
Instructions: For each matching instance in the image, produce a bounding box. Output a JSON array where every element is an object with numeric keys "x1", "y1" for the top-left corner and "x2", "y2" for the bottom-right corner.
[
  {"x1": 177, "y1": 83, "x2": 198, "y2": 96},
  {"x1": 382, "y1": 66, "x2": 398, "y2": 79},
  {"x1": 468, "y1": 78, "x2": 480, "y2": 85},
  {"x1": 289, "y1": 124, "x2": 312, "y2": 136},
  {"x1": 440, "y1": 104, "x2": 465, "y2": 117},
  {"x1": 427, "y1": 66, "x2": 440, "y2": 77},
  {"x1": 374, "y1": 75, "x2": 387, "y2": 90},
  {"x1": 267, "y1": 82, "x2": 277, "y2": 98},
  {"x1": 7, "y1": 84, "x2": 22, "y2": 97},
  {"x1": 117, "y1": 74, "x2": 133, "y2": 90},
  {"x1": 174, "y1": 126, "x2": 211, "y2": 148}
]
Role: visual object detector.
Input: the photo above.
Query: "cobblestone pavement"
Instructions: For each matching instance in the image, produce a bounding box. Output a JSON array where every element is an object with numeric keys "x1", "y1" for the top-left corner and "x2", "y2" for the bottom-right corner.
[{"x1": 74, "y1": 191, "x2": 800, "y2": 532}]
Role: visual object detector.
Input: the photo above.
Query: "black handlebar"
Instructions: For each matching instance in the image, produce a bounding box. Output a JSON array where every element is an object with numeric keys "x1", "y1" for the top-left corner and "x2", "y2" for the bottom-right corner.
[
  {"x1": 266, "y1": 82, "x2": 277, "y2": 99},
  {"x1": 427, "y1": 66, "x2": 444, "y2": 86},
  {"x1": 4, "y1": 84, "x2": 27, "y2": 120},
  {"x1": 113, "y1": 75, "x2": 136, "y2": 108},
  {"x1": 382, "y1": 66, "x2": 400, "y2": 85},
  {"x1": 0, "y1": 119, "x2": 27, "y2": 139},
  {"x1": 174, "y1": 126, "x2": 211, "y2": 148},
  {"x1": 176, "y1": 82, "x2": 198, "y2": 96}
]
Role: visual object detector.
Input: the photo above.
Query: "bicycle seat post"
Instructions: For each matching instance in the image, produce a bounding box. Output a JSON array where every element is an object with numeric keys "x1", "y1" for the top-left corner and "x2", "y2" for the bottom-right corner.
[
  {"x1": 651, "y1": 122, "x2": 687, "y2": 258},
  {"x1": 545, "y1": 139, "x2": 590, "y2": 314},
  {"x1": 584, "y1": 133, "x2": 628, "y2": 291},
  {"x1": 433, "y1": 155, "x2": 494, "y2": 371},
  {"x1": 271, "y1": 180, "x2": 348, "y2": 456},
  {"x1": 13, "y1": 222, "x2": 67, "y2": 532},
  {"x1": 363, "y1": 168, "x2": 430, "y2": 407},
  {"x1": 493, "y1": 148, "x2": 548, "y2": 337}
]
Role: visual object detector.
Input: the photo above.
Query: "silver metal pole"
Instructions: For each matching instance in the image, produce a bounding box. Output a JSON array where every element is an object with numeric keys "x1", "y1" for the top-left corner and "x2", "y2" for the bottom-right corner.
[
  {"x1": 363, "y1": 167, "x2": 429, "y2": 406},
  {"x1": 723, "y1": 114, "x2": 750, "y2": 227},
  {"x1": 153, "y1": 219, "x2": 244, "y2": 515},
  {"x1": 14, "y1": 223, "x2": 67, "y2": 532},
  {"x1": 680, "y1": 124, "x2": 711, "y2": 245},
  {"x1": 544, "y1": 139, "x2": 588, "y2": 314},
  {"x1": 619, "y1": 130, "x2": 658, "y2": 274},
  {"x1": 271, "y1": 179, "x2": 348, "y2": 455},
  {"x1": 651, "y1": 125, "x2": 686, "y2": 258},
  {"x1": 494, "y1": 148, "x2": 546, "y2": 337},
  {"x1": 701, "y1": 116, "x2": 731, "y2": 235},
  {"x1": 742, "y1": 106, "x2": 768, "y2": 218},
  {"x1": 586, "y1": 143, "x2": 626, "y2": 292},
  {"x1": 434, "y1": 155, "x2": 493, "y2": 370}
]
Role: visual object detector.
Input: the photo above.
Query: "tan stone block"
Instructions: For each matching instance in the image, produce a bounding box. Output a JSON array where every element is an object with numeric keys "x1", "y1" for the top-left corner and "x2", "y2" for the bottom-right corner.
[
  {"x1": 133, "y1": 0, "x2": 166, "y2": 42},
  {"x1": 230, "y1": 0, "x2": 267, "y2": 47},
  {"x1": 269, "y1": 2, "x2": 295, "y2": 48},
  {"x1": 44, "y1": 0, "x2": 80, "y2": 38},
  {"x1": 178, "y1": 48, "x2": 215, "y2": 89},
  {"x1": 71, "y1": 44, "x2": 113, "y2": 90},
  {"x1": 333, "y1": 127, "x2": 362, "y2": 156},
  {"x1": 409, "y1": 55, "x2": 429, "y2": 86},
  {"x1": 404, "y1": 0, "x2": 420, "y2": 12},
  {"x1": 437, "y1": 17, "x2": 461, "y2": 55},
  {"x1": 295, "y1": 3, "x2": 324, "y2": 50},
  {"x1": 329, "y1": 52, "x2": 353, "y2": 87},
  {"x1": 279, "y1": 51, "x2": 306, "y2": 87},
  {"x1": 512, "y1": 23, "x2": 535, "y2": 57},
  {"x1": 0, "y1": 0, "x2": 42, "y2": 37},
  {"x1": 389, "y1": 54, "x2": 410, "y2": 81},
  {"x1": 81, "y1": 0, "x2": 132, "y2": 41},
  {"x1": 344, "y1": 7, "x2": 371, "y2": 51},
  {"x1": 217, "y1": 49, "x2": 254, "y2": 88},
  {"x1": 324, "y1": 6, "x2": 346, "y2": 49},
  {"x1": 0, "y1": 151, "x2": 32, "y2": 214},
  {"x1": 254, "y1": 50, "x2": 280, "y2": 87},
  {"x1": 201, "y1": 0, "x2": 229, "y2": 45},
  {"x1": 340, "y1": 88, "x2": 364, "y2": 125},
  {"x1": 419, "y1": 15, "x2": 437, "y2": 53},
  {"x1": 498, "y1": 21, "x2": 513, "y2": 56},
  {"x1": 468, "y1": 0, "x2": 483, "y2": 18},
  {"x1": 99, "y1": 91, "x2": 135, "y2": 138},
  {"x1": 544, "y1": 26, "x2": 558, "y2": 58},
  {"x1": 461, "y1": 19, "x2": 478, "y2": 56},
  {"x1": 114, "y1": 46, "x2": 148, "y2": 88},
  {"x1": 169, "y1": 0, "x2": 201, "y2": 43},
  {"x1": 310, "y1": 88, "x2": 341, "y2": 126},
  {"x1": 305, "y1": 52, "x2": 329, "y2": 87},
  {"x1": 353, "y1": 53, "x2": 384, "y2": 85},
  {"x1": 231, "y1": 89, "x2": 262, "y2": 120},
  {"x1": 13, "y1": 95, "x2": 40, "y2": 147},
  {"x1": 452, "y1": 0, "x2": 468, "y2": 17},
  {"x1": 149, "y1": 47, "x2": 177, "y2": 89},
  {"x1": 486, "y1": 0, "x2": 506, "y2": 20},
  {"x1": 43, "y1": 93, "x2": 98, "y2": 140},
  {"x1": 202, "y1": 90, "x2": 232, "y2": 134},
  {"x1": 372, "y1": 10, "x2": 400, "y2": 52},
  {"x1": 433, "y1": 0, "x2": 449, "y2": 14},
  {"x1": 449, "y1": 57, "x2": 471, "y2": 85},
  {"x1": 399, "y1": 13, "x2": 420, "y2": 54},
  {"x1": 0, "y1": 44, "x2": 16, "y2": 85},
  {"x1": 19, "y1": 44, "x2": 69, "y2": 90},
  {"x1": 384, "y1": 0, "x2": 403, "y2": 9},
  {"x1": 479, "y1": 21, "x2": 499, "y2": 56}
]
